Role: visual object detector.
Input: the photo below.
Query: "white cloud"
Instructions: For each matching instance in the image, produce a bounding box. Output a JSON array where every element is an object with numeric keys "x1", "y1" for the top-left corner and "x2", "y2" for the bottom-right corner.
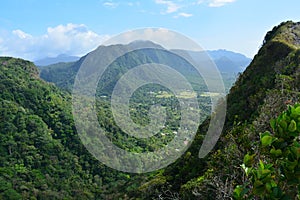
[
  {"x1": 0, "y1": 24, "x2": 109, "y2": 60},
  {"x1": 103, "y1": 1, "x2": 119, "y2": 8},
  {"x1": 103, "y1": 28, "x2": 202, "y2": 51},
  {"x1": 155, "y1": 0, "x2": 181, "y2": 14},
  {"x1": 176, "y1": 12, "x2": 193, "y2": 18},
  {"x1": 208, "y1": 0, "x2": 236, "y2": 7},
  {"x1": 102, "y1": 1, "x2": 141, "y2": 8},
  {"x1": 153, "y1": 0, "x2": 236, "y2": 16},
  {"x1": 12, "y1": 30, "x2": 32, "y2": 39}
]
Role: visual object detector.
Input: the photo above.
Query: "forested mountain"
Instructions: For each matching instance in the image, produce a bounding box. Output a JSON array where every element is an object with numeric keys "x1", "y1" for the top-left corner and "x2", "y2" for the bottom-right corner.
[
  {"x1": 39, "y1": 45, "x2": 250, "y2": 93},
  {"x1": 0, "y1": 57, "x2": 143, "y2": 199},
  {"x1": 0, "y1": 21, "x2": 300, "y2": 200}
]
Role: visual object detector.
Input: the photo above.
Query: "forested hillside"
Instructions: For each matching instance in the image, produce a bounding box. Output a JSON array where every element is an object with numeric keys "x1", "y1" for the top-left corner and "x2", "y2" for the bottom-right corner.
[
  {"x1": 135, "y1": 20, "x2": 300, "y2": 199},
  {"x1": 0, "y1": 21, "x2": 300, "y2": 200},
  {"x1": 0, "y1": 57, "x2": 142, "y2": 199}
]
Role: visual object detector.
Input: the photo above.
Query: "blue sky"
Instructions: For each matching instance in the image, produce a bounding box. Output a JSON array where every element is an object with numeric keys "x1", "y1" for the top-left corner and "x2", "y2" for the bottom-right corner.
[{"x1": 0, "y1": 0, "x2": 300, "y2": 60}]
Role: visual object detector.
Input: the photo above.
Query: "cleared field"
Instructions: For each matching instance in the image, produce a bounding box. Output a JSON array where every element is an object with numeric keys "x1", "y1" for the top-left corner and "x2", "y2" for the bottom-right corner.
[
  {"x1": 200, "y1": 92, "x2": 221, "y2": 97},
  {"x1": 155, "y1": 91, "x2": 197, "y2": 99}
]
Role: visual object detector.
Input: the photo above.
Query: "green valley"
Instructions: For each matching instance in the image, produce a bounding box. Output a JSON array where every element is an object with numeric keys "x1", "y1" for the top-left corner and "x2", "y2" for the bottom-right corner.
[{"x1": 0, "y1": 21, "x2": 300, "y2": 200}]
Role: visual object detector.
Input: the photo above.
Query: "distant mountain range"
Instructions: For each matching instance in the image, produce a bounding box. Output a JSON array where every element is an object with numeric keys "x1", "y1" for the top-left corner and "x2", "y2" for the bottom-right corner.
[
  {"x1": 207, "y1": 49, "x2": 251, "y2": 72},
  {"x1": 171, "y1": 49, "x2": 251, "y2": 73},
  {"x1": 36, "y1": 49, "x2": 251, "y2": 72},
  {"x1": 34, "y1": 54, "x2": 80, "y2": 66},
  {"x1": 39, "y1": 42, "x2": 251, "y2": 93}
]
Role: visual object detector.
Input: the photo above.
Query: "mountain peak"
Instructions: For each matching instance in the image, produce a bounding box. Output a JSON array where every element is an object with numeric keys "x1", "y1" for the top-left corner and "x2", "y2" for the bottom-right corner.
[
  {"x1": 264, "y1": 21, "x2": 300, "y2": 48},
  {"x1": 97, "y1": 40, "x2": 164, "y2": 49},
  {"x1": 127, "y1": 40, "x2": 164, "y2": 49}
]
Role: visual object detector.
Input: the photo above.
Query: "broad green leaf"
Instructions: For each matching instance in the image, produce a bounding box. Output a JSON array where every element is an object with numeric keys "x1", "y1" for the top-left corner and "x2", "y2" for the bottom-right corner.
[
  {"x1": 260, "y1": 131, "x2": 271, "y2": 139},
  {"x1": 261, "y1": 135, "x2": 273, "y2": 147},
  {"x1": 233, "y1": 185, "x2": 243, "y2": 198},
  {"x1": 270, "y1": 119, "x2": 276, "y2": 130},
  {"x1": 270, "y1": 148, "x2": 282, "y2": 157},
  {"x1": 295, "y1": 106, "x2": 300, "y2": 115},
  {"x1": 259, "y1": 160, "x2": 264, "y2": 170},
  {"x1": 289, "y1": 146, "x2": 300, "y2": 160},
  {"x1": 288, "y1": 120, "x2": 297, "y2": 132},
  {"x1": 295, "y1": 147, "x2": 300, "y2": 159},
  {"x1": 279, "y1": 120, "x2": 287, "y2": 131},
  {"x1": 261, "y1": 169, "x2": 271, "y2": 176},
  {"x1": 244, "y1": 154, "x2": 255, "y2": 167}
]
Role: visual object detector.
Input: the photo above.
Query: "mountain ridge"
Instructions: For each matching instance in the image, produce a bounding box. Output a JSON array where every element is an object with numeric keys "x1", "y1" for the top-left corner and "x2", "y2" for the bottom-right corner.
[
  {"x1": 34, "y1": 54, "x2": 80, "y2": 66},
  {"x1": 135, "y1": 20, "x2": 300, "y2": 199},
  {"x1": 39, "y1": 44, "x2": 251, "y2": 92}
]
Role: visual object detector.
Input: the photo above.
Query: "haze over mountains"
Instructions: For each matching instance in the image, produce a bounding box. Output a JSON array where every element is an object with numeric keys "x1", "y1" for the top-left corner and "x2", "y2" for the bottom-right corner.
[
  {"x1": 34, "y1": 54, "x2": 80, "y2": 66},
  {"x1": 207, "y1": 49, "x2": 251, "y2": 72},
  {"x1": 35, "y1": 47, "x2": 251, "y2": 73},
  {"x1": 38, "y1": 41, "x2": 251, "y2": 95}
]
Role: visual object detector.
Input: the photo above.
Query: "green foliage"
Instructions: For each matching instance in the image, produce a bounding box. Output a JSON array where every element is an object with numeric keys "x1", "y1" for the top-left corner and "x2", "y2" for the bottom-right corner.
[
  {"x1": 260, "y1": 131, "x2": 276, "y2": 147},
  {"x1": 169, "y1": 21, "x2": 300, "y2": 200},
  {"x1": 2, "y1": 21, "x2": 300, "y2": 200},
  {"x1": 0, "y1": 57, "x2": 135, "y2": 199},
  {"x1": 235, "y1": 104, "x2": 300, "y2": 199},
  {"x1": 243, "y1": 153, "x2": 256, "y2": 167},
  {"x1": 0, "y1": 56, "x2": 210, "y2": 199}
]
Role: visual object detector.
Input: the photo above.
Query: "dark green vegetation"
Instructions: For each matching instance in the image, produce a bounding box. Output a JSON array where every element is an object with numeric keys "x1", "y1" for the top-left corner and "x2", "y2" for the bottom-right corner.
[
  {"x1": 234, "y1": 104, "x2": 300, "y2": 199},
  {"x1": 0, "y1": 21, "x2": 300, "y2": 199},
  {"x1": 136, "y1": 20, "x2": 300, "y2": 199},
  {"x1": 0, "y1": 57, "x2": 145, "y2": 199},
  {"x1": 39, "y1": 58, "x2": 84, "y2": 91},
  {"x1": 77, "y1": 46, "x2": 213, "y2": 155}
]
